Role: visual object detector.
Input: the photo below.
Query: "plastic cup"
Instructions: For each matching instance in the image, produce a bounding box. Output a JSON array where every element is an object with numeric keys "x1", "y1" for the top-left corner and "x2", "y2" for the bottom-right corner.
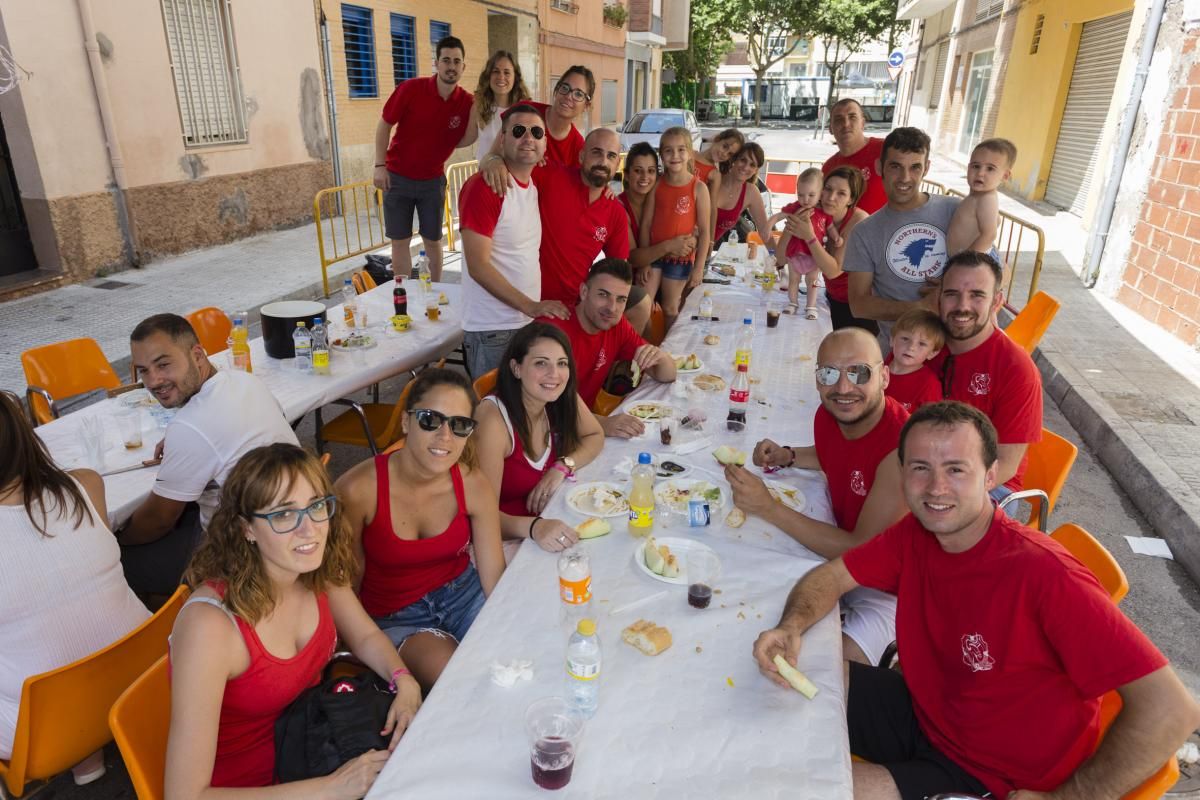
[
  {"x1": 686, "y1": 550, "x2": 720, "y2": 609},
  {"x1": 115, "y1": 408, "x2": 144, "y2": 450},
  {"x1": 526, "y1": 697, "x2": 584, "y2": 790},
  {"x1": 766, "y1": 301, "x2": 782, "y2": 329},
  {"x1": 80, "y1": 416, "x2": 107, "y2": 470},
  {"x1": 425, "y1": 296, "x2": 440, "y2": 321}
]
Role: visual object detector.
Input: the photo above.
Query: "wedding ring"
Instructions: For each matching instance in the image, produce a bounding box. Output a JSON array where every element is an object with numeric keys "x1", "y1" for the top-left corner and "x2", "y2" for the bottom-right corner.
[{"x1": 558, "y1": 534, "x2": 567, "y2": 544}]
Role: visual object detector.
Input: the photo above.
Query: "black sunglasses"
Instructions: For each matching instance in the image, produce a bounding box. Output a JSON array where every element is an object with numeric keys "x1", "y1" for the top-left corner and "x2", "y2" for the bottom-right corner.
[
  {"x1": 814, "y1": 362, "x2": 881, "y2": 387},
  {"x1": 509, "y1": 124, "x2": 545, "y2": 140},
  {"x1": 408, "y1": 408, "x2": 477, "y2": 437}
]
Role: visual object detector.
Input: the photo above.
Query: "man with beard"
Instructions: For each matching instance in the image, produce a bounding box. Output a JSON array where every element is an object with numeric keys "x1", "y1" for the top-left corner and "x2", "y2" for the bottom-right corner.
[
  {"x1": 932, "y1": 250, "x2": 1041, "y2": 499},
  {"x1": 116, "y1": 314, "x2": 297, "y2": 594},
  {"x1": 725, "y1": 327, "x2": 907, "y2": 665},
  {"x1": 752, "y1": 402, "x2": 1197, "y2": 800},
  {"x1": 546, "y1": 258, "x2": 675, "y2": 438},
  {"x1": 375, "y1": 36, "x2": 477, "y2": 283}
]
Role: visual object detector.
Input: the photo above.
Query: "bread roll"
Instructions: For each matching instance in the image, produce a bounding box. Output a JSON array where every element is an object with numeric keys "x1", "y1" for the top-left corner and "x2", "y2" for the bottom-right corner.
[
  {"x1": 621, "y1": 619, "x2": 672, "y2": 655},
  {"x1": 726, "y1": 507, "x2": 746, "y2": 528}
]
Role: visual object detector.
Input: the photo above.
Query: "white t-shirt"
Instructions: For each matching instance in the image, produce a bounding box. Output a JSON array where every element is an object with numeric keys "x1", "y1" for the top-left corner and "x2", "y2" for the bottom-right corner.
[
  {"x1": 458, "y1": 170, "x2": 542, "y2": 332},
  {"x1": 153, "y1": 370, "x2": 298, "y2": 527},
  {"x1": 475, "y1": 105, "x2": 507, "y2": 160}
]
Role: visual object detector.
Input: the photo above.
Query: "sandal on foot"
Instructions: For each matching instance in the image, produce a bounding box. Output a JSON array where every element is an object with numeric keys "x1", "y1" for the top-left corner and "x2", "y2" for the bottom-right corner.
[
  {"x1": 784, "y1": 302, "x2": 800, "y2": 315},
  {"x1": 805, "y1": 307, "x2": 819, "y2": 320}
]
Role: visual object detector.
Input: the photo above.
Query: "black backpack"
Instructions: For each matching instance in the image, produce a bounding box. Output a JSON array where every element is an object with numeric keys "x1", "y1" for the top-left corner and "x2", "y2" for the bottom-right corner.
[{"x1": 274, "y1": 671, "x2": 393, "y2": 782}]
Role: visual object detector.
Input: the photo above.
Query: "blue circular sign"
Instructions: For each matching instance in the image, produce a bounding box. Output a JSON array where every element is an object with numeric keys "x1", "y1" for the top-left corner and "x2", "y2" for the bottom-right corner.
[{"x1": 888, "y1": 50, "x2": 905, "y2": 68}]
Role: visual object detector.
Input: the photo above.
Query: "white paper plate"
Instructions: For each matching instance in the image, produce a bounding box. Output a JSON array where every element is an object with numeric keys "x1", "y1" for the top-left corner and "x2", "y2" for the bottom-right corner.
[
  {"x1": 330, "y1": 335, "x2": 378, "y2": 351},
  {"x1": 653, "y1": 478, "x2": 726, "y2": 514},
  {"x1": 566, "y1": 482, "x2": 630, "y2": 518},
  {"x1": 634, "y1": 536, "x2": 718, "y2": 585},
  {"x1": 624, "y1": 401, "x2": 675, "y2": 421},
  {"x1": 766, "y1": 481, "x2": 806, "y2": 512},
  {"x1": 673, "y1": 354, "x2": 704, "y2": 374}
]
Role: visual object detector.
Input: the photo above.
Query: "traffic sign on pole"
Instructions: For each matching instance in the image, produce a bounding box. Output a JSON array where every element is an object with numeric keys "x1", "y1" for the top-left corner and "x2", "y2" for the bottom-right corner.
[{"x1": 887, "y1": 50, "x2": 905, "y2": 81}]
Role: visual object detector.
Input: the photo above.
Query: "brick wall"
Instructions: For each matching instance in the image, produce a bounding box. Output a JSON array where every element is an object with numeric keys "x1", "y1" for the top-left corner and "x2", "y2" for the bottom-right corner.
[{"x1": 1117, "y1": 30, "x2": 1200, "y2": 347}]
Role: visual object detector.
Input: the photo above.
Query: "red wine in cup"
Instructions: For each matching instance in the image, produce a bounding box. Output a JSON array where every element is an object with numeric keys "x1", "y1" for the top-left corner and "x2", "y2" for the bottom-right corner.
[
  {"x1": 688, "y1": 583, "x2": 713, "y2": 609},
  {"x1": 531, "y1": 737, "x2": 575, "y2": 790}
]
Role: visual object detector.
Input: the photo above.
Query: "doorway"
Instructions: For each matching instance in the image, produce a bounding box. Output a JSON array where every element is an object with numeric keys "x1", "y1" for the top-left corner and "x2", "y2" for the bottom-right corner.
[
  {"x1": 0, "y1": 112, "x2": 36, "y2": 276},
  {"x1": 958, "y1": 49, "x2": 993, "y2": 156}
]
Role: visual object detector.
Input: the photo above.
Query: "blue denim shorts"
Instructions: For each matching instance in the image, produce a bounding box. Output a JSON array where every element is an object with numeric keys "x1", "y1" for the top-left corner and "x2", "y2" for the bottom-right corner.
[
  {"x1": 652, "y1": 259, "x2": 693, "y2": 281},
  {"x1": 990, "y1": 484, "x2": 1020, "y2": 519},
  {"x1": 371, "y1": 562, "x2": 487, "y2": 649}
]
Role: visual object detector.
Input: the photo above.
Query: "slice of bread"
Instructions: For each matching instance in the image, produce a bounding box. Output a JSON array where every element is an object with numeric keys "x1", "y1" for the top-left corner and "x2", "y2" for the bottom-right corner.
[{"x1": 621, "y1": 619, "x2": 672, "y2": 655}]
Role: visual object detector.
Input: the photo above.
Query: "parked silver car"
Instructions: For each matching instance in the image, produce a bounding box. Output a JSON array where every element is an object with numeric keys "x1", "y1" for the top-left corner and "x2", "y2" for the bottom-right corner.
[{"x1": 618, "y1": 108, "x2": 702, "y2": 153}]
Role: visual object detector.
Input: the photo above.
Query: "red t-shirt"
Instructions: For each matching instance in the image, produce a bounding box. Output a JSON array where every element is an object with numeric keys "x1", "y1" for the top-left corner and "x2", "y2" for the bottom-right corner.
[
  {"x1": 843, "y1": 510, "x2": 1167, "y2": 797},
  {"x1": 528, "y1": 102, "x2": 584, "y2": 167},
  {"x1": 813, "y1": 396, "x2": 908, "y2": 531},
  {"x1": 534, "y1": 165, "x2": 631, "y2": 306},
  {"x1": 931, "y1": 328, "x2": 1042, "y2": 490},
  {"x1": 781, "y1": 201, "x2": 832, "y2": 259},
  {"x1": 545, "y1": 313, "x2": 644, "y2": 407},
  {"x1": 883, "y1": 355, "x2": 943, "y2": 413},
  {"x1": 382, "y1": 76, "x2": 474, "y2": 180},
  {"x1": 823, "y1": 137, "x2": 886, "y2": 215}
]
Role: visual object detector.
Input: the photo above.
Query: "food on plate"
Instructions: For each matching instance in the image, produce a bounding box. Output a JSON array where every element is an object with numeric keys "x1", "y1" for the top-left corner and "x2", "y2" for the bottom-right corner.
[
  {"x1": 570, "y1": 485, "x2": 629, "y2": 515},
  {"x1": 713, "y1": 445, "x2": 747, "y2": 466},
  {"x1": 576, "y1": 517, "x2": 611, "y2": 539},
  {"x1": 331, "y1": 333, "x2": 375, "y2": 349},
  {"x1": 622, "y1": 620, "x2": 672, "y2": 656},
  {"x1": 703, "y1": 334, "x2": 720, "y2": 346},
  {"x1": 692, "y1": 374, "x2": 726, "y2": 392},
  {"x1": 661, "y1": 548, "x2": 680, "y2": 578},
  {"x1": 712, "y1": 264, "x2": 736, "y2": 277},
  {"x1": 627, "y1": 403, "x2": 668, "y2": 420},
  {"x1": 644, "y1": 536, "x2": 666, "y2": 574},
  {"x1": 674, "y1": 353, "x2": 702, "y2": 371},
  {"x1": 772, "y1": 654, "x2": 819, "y2": 699},
  {"x1": 767, "y1": 483, "x2": 803, "y2": 509},
  {"x1": 725, "y1": 507, "x2": 746, "y2": 528},
  {"x1": 656, "y1": 481, "x2": 722, "y2": 514}
]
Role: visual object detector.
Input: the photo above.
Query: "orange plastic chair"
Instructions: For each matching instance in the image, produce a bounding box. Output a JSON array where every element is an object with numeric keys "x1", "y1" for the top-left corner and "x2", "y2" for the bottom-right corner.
[
  {"x1": 1005, "y1": 291, "x2": 1061, "y2": 355},
  {"x1": 592, "y1": 389, "x2": 623, "y2": 417},
  {"x1": 109, "y1": 654, "x2": 170, "y2": 800},
  {"x1": 999, "y1": 428, "x2": 1078, "y2": 532},
  {"x1": 0, "y1": 585, "x2": 188, "y2": 796},
  {"x1": 764, "y1": 172, "x2": 799, "y2": 195},
  {"x1": 184, "y1": 307, "x2": 233, "y2": 357},
  {"x1": 473, "y1": 368, "x2": 498, "y2": 399},
  {"x1": 21, "y1": 338, "x2": 122, "y2": 425},
  {"x1": 315, "y1": 360, "x2": 443, "y2": 456},
  {"x1": 1095, "y1": 690, "x2": 1181, "y2": 798},
  {"x1": 646, "y1": 302, "x2": 667, "y2": 346},
  {"x1": 351, "y1": 270, "x2": 378, "y2": 294},
  {"x1": 1050, "y1": 523, "x2": 1130, "y2": 604}
]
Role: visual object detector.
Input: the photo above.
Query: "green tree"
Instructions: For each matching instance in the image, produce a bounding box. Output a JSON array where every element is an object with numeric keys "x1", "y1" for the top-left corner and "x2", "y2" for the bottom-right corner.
[
  {"x1": 662, "y1": 2, "x2": 733, "y2": 110},
  {"x1": 703, "y1": 0, "x2": 819, "y2": 125},
  {"x1": 810, "y1": 0, "x2": 901, "y2": 117}
]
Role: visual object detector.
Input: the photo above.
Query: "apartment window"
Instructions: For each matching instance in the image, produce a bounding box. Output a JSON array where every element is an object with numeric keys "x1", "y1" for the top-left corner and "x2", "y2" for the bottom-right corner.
[
  {"x1": 391, "y1": 13, "x2": 416, "y2": 84},
  {"x1": 342, "y1": 4, "x2": 377, "y2": 98},
  {"x1": 430, "y1": 20, "x2": 451, "y2": 52},
  {"x1": 974, "y1": 0, "x2": 1004, "y2": 23},
  {"x1": 601, "y1": 79, "x2": 618, "y2": 125},
  {"x1": 160, "y1": 0, "x2": 247, "y2": 146},
  {"x1": 1029, "y1": 14, "x2": 1045, "y2": 54}
]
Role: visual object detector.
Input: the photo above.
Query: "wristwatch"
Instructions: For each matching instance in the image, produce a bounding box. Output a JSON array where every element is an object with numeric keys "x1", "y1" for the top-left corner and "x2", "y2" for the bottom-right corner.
[{"x1": 552, "y1": 456, "x2": 577, "y2": 480}]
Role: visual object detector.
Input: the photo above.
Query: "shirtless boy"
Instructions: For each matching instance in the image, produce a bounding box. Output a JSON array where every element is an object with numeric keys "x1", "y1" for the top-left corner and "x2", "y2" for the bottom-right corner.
[{"x1": 947, "y1": 138, "x2": 1015, "y2": 257}]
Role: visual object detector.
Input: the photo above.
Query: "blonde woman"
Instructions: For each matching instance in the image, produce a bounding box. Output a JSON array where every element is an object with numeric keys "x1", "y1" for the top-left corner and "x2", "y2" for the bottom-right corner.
[
  {"x1": 471, "y1": 50, "x2": 531, "y2": 158},
  {"x1": 166, "y1": 443, "x2": 421, "y2": 796}
]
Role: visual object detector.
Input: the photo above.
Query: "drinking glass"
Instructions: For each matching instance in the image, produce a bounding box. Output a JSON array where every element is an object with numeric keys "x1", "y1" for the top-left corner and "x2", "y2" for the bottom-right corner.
[
  {"x1": 115, "y1": 408, "x2": 144, "y2": 450},
  {"x1": 80, "y1": 416, "x2": 107, "y2": 471},
  {"x1": 686, "y1": 549, "x2": 720, "y2": 609},
  {"x1": 526, "y1": 697, "x2": 584, "y2": 790}
]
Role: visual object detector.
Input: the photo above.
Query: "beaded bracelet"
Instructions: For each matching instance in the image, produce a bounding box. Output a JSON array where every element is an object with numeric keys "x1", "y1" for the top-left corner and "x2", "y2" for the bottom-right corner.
[{"x1": 389, "y1": 667, "x2": 413, "y2": 692}]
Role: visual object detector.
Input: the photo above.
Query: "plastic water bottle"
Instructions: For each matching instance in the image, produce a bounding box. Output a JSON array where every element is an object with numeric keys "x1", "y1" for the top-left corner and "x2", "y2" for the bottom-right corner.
[
  {"x1": 229, "y1": 312, "x2": 252, "y2": 373},
  {"x1": 310, "y1": 317, "x2": 330, "y2": 375},
  {"x1": 416, "y1": 250, "x2": 432, "y2": 295},
  {"x1": 558, "y1": 548, "x2": 591, "y2": 627},
  {"x1": 628, "y1": 452, "x2": 656, "y2": 534},
  {"x1": 341, "y1": 278, "x2": 358, "y2": 327},
  {"x1": 698, "y1": 290, "x2": 714, "y2": 334},
  {"x1": 565, "y1": 618, "x2": 601, "y2": 718},
  {"x1": 733, "y1": 314, "x2": 754, "y2": 370},
  {"x1": 292, "y1": 321, "x2": 312, "y2": 372}
]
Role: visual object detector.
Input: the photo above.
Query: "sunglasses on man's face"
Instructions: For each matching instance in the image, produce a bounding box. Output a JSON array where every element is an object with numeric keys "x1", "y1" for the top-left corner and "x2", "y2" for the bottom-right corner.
[
  {"x1": 814, "y1": 362, "x2": 881, "y2": 387},
  {"x1": 408, "y1": 408, "x2": 478, "y2": 437},
  {"x1": 509, "y1": 124, "x2": 545, "y2": 140}
]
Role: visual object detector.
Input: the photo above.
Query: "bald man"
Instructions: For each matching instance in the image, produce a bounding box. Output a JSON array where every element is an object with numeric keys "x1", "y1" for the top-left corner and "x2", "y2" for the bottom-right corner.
[
  {"x1": 481, "y1": 127, "x2": 651, "y2": 333},
  {"x1": 725, "y1": 328, "x2": 909, "y2": 665}
]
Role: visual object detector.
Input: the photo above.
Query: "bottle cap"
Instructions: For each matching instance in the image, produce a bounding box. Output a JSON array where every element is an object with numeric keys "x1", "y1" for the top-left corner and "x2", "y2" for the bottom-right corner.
[
  {"x1": 419, "y1": 250, "x2": 426, "y2": 257},
  {"x1": 743, "y1": 317, "x2": 752, "y2": 325},
  {"x1": 576, "y1": 619, "x2": 597, "y2": 636},
  {"x1": 296, "y1": 321, "x2": 305, "y2": 328},
  {"x1": 638, "y1": 452, "x2": 652, "y2": 464},
  {"x1": 313, "y1": 317, "x2": 322, "y2": 325}
]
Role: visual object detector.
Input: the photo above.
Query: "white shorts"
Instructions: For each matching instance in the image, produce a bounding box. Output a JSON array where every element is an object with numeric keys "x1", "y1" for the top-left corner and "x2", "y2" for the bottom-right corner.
[{"x1": 840, "y1": 586, "x2": 897, "y2": 666}]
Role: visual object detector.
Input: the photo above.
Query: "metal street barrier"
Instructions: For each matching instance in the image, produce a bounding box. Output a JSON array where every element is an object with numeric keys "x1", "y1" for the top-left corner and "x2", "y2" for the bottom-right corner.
[{"x1": 313, "y1": 181, "x2": 387, "y2": 298}]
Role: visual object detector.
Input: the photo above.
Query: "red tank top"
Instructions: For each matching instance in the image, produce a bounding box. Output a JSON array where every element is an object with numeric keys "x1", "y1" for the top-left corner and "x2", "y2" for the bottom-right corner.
[
  {"x1": 693, "y1": 160, "x2": 715, "y2": 183},
  {"x1": 649, "y1": 175, "x2": 699, "y2": 263},
  {"x1": 618, "y1": 191, "x2": 641, "y2": 245},
  {"x1": 714, "y1": 182, "x2": 747, "y2": 242},
  {"x1": 823, "y1": 215, "x2": 851, "y2": 302},
  {"x1": 198, "y1": 586, "x2": 336, "y2": 788},
  {"x1": 359, "y1": 457, "x2": 472, "y2": 616},
  {"x1": 488, "y1": 396, "x2": 558, "y2": 517}
]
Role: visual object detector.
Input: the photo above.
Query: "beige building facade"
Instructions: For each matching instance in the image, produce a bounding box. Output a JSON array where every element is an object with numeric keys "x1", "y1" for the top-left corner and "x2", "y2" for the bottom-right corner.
[
  {"x1": 539, "y1": 0, "x2": 626, "y2": 130},
  {"x1": 0, "y1": 0, "x2": 333, "y2": 289}
]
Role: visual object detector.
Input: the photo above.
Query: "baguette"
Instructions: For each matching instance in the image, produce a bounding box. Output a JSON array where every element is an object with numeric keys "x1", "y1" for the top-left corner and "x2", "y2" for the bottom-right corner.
[{"x1": 621, "y1": 619, "x2": 672, "y2": 656}]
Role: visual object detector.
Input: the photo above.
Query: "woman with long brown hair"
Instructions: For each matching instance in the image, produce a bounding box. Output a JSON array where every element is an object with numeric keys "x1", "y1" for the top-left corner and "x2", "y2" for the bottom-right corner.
[
  {"x1": 336, "y1": 368, "x2": 505, "y2": 692},
  {"x1": 471, "y1": 50, "x2": 531, "y2": 158},
  {"x1": 0, "y1": 391, "x2": 148, "y2": 784},
  {"x1": 166, "y1": 443, "x2": 421, "y2": 796}
]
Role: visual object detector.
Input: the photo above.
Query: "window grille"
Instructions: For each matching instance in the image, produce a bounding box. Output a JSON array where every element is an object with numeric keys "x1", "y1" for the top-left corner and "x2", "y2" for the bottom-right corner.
[
  {"x1": 430, "y1": 20, "x2": 451, "y2": 51},
  {"x1": 342, "y1": 4, "x2": 377, "y2": 98},
  {"x1": 160, "y1": 0, "x2": 247, "y2": 146},
  {"x1": 391, "y1": 13, "x2": 416, "y2": 84}
]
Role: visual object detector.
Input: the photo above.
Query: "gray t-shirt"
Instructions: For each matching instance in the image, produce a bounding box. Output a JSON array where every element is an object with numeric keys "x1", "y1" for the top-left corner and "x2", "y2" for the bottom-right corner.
[{"x1": 843, "y1": 194, "x2": 960, "y2": 344}]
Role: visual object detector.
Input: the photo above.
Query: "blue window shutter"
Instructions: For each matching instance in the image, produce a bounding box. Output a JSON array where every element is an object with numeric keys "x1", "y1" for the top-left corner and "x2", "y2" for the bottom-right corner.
[
  {"x1": 430, "y1": 20, "x2": 451, "y2": 51},
  {"x1": 390, "y1": 14, "x2": 416, "y2": 84},
  {"x1": 341, "y1": 4, "x2": 377, "y2": 98}
]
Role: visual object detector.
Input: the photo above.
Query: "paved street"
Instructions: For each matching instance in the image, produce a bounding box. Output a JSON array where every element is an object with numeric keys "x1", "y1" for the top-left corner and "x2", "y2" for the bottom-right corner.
[{"x1": 7, "y1": 123, "x2": 1200, "y2": 797}]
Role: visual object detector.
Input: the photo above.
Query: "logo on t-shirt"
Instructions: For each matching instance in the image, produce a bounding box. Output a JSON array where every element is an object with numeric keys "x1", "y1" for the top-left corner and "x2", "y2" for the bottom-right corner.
[
  {"x1": 448, "y1": 115, "x2": 462, "y2": 129},
  {"x1": 860, "y1": 167, "x2": 872, "y2": 183},
  {"x1": 674, "y1": 195, "x2": 692, "y2": 215},
  {"x1": 596, "y1": 347, "x2": 609, "y2": 372},
  {"x1": 593, "y1": 226, "x2": 608, "y2": 243},
  {"x1": 885, "y1": 222, "x2": 948, "y2": 283},
  {"x1": 850, "y1": 470, "x2": 867, "y2": 497},
  {"x1": 968, "y1": 373, "x2": 991, "y2": 396},
  {"x1": 961, "y1": 633, "x2": 995, "y2": 672}
]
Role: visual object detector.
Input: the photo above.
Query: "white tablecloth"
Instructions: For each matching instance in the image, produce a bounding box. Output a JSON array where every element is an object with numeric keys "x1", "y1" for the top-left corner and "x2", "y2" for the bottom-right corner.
[
  {"x1": 368, "y1": 254, "x2": 852, "y2": 798},
  {"x1": 36, "y1": 282, "x2": 463, "y2": 525}
]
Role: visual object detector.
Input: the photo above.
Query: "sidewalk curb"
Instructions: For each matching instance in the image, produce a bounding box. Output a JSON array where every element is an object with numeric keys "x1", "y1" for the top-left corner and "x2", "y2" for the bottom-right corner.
[{"x1": 1035, "y1": 346, "x2": 1200, "y2": 585}]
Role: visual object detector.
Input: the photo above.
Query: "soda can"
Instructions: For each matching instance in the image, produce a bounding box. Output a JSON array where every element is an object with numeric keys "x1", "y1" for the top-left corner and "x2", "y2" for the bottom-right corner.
[{"x1": 688, "y1": 495, "x2": 710, "y2": 527}]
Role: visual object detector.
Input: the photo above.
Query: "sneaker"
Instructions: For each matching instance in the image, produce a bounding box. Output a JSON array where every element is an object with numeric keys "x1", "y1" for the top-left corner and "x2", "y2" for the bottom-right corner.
[{"x1": 72, "y1": 750, "x2": 106, "y2": 786}]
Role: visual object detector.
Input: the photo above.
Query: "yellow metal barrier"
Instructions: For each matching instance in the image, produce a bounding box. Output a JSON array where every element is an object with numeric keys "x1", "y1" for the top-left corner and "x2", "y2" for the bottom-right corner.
[
  {"x1": 443, "y1": 159, "x2": 480, "y2": 253},
  {"x1": 313, "y1": 181, "x2": 387, "y2": 298}
]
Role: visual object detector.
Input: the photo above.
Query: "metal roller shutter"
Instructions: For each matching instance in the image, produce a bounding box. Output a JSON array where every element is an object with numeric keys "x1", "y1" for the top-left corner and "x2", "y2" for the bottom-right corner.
[
  {"x1": 1043, "y1": 10, "x2": 1133, "y2": 214},
  {"x1": 929, "y1": 40, "x2": 949, "y2": 108}
]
